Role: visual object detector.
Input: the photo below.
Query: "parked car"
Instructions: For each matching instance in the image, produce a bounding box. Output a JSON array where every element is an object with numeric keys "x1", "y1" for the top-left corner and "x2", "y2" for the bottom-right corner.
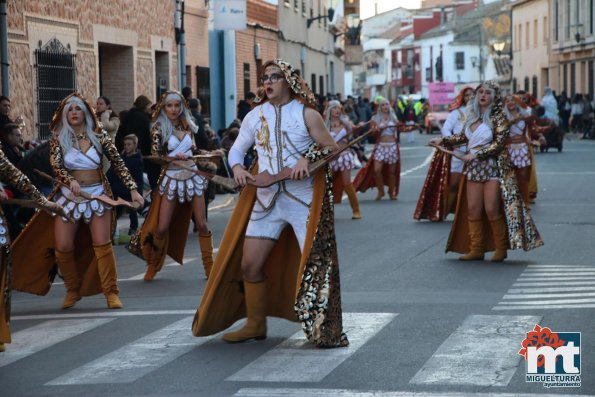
[{"x1": 424, "y1": 104, "x2": 449, "y2": 134}]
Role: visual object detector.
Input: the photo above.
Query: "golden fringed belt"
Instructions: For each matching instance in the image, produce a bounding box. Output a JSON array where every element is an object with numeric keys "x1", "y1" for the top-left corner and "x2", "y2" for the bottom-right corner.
[
  {"x1": 167, "y1": 159, "x2": 195, "y2": 171},
  {"x1": 70, "y1": 169, "x2": 102, "y2": 185}
]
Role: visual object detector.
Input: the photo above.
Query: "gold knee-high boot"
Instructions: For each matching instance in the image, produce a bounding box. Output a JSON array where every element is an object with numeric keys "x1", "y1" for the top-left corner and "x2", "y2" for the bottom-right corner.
[
  {"x1": 199, "y1": 232, "x2": 214, "y2": 278},
  {"x1": 374, "y1": 172, "x2": 385, "y2": 200},
  {"x1": 223, "y1": 279, "x2": 267, "y2": 343},
  {"x1": 144, "y1": 234, "x2": 166, "y2": 282},
  {"x1": 56, "y1": 249, "x2": 81, "y2": 309},
  {"x1": 459, "y1": 219, "x2": 485, "y2": 261},
  {"x1": 344, "y1": 184, "x2": 362, "y2": 219},
  {"x1": 93, "y1": 242, "x2": 122, "y2": 309},
  {"x1": 489, "y1": 216, "x2": 508, "y2": 262},
  {"x1": 387, "y1": 173, "x2": 398, "y2": 200}
]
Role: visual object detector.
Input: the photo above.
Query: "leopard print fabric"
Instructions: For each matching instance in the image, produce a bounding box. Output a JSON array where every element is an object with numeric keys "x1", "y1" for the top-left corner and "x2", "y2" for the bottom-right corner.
[{"x1": 295, "y1": 144, "x2": 349, "y2": 348}]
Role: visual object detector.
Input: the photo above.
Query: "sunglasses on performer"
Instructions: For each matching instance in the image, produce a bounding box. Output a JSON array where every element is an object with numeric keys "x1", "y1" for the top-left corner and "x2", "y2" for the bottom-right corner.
[{"x1": 260, "y1": 73, "x2": 283, "y2": 84}]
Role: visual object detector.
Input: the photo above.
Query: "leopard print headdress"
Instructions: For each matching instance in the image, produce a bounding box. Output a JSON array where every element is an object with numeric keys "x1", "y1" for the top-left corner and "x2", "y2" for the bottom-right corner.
[{"x1": 254, "y1": 59, "x2": 318, "y2": 109}]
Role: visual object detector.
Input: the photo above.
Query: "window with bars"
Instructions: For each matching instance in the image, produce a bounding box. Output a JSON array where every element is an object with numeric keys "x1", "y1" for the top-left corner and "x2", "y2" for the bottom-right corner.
[{"x1": 34, "y1": 38, "x2": 76, "y2": 141}]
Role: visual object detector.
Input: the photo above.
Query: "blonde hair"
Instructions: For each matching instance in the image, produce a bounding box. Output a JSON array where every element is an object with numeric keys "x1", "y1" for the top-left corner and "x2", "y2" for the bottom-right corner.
[{"x1": 123, "y1": 134, "x2": 138, "y2": 146}]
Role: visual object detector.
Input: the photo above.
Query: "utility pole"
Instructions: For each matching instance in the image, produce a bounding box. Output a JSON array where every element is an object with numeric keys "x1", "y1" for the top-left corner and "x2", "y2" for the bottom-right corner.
[{"x1": 0, "y1": 0, "x2": 9, "y2": 96}]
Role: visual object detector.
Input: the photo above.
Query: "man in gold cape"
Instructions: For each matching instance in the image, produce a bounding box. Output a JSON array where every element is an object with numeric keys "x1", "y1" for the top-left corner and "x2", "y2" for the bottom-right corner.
[{"x1": 192, "y1": 59, "x2": 348, "y2": 348}]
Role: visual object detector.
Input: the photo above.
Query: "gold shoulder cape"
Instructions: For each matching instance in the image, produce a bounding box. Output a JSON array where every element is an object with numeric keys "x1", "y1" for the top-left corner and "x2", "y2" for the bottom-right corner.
[{"x1": 192, "y1": 162, "x2": 348, "y2": 348}]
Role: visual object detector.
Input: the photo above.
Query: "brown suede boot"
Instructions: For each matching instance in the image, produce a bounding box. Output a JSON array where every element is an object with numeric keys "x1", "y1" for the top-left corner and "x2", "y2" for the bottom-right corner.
[
  {"x1": 56, "y1": 249, "x2": 81, "y2": 309},
  {"x1": 223, "y1": 279, "x2": 267, "y2": 343},
  {"x1": 199, "y1": 232, "x2": 214, "y2": 278},
  {"x1": 144, "y1": 234, "x2": 166, "y2": 282},
  {"x1": 344, "y1": 184, "x2": 362, "y2": 219},
  {"x1": 489, "y1": 216, "x2": 508, "y2": 262},
  {"x1": 374, "y1": 172, "x2": 385, "y2": 200},
  {"x1": 93, "y1": 242, "x2": 123, "y2": 309},
  {"x1": 387, "y1": 173, "x2": 398, "y2": 200},
  {"x1": 459, "y1": 219, "x2": 485, "y2": 261}
]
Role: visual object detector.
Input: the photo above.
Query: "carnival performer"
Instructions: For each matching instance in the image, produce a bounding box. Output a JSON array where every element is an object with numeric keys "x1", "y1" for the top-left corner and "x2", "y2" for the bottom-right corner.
[
  {"x1": 12, "y1": 93, "x2": 144, "y2": 310},
  {"x1": 429, "y1": 81, "x2": 543, "y2": 262},
  {"x1": 324, "y1": 100, "x2": 361, "y2": 219},
  {"x1": 0, "y1": 148, "x2": 67, "y2": 352},
  {"x1": 353, "y1": 98, "x2": 400, "y2": 200},
  {"x1": 130, "y1": 91, "x2": 215, "y2": 281},
  {"x1": 504, "y1": 94, "x2": 533, "y2": 206},
  {"x1": 192, "y1": 59, "x2": 348, "y2": 348},
  {"x1": 414, "y1": 87, "x2": 473, "y2": 221}
]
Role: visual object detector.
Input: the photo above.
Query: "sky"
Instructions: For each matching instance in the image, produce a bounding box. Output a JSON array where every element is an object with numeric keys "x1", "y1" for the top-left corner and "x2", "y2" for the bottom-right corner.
[{"x1": 360, "y1": 0, "x2": 422, "y2": 19}]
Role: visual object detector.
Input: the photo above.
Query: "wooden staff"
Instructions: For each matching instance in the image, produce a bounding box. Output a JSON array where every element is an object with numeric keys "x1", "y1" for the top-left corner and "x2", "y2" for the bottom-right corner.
[
  {"x1": 144, "y1": 155, "x2": 238, "y2": 191},
  {"x1": 428, "y1": 144, "x2": 467, "y2": 161},
  {"x1": 34, "y1": 169, "x2": 140, "y2": 209},
  {"x1": 1, "y1": 198, "x2": 75, "y2": 222},
  {"x1": 246, "y1": 128, "x2": 374, "y2": 188}
]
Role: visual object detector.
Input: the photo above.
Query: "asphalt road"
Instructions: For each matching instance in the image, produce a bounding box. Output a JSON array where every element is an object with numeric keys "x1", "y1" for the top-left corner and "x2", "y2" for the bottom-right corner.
[{"x1": 2, "y1": 133, "x2": 594, "y2": 397}]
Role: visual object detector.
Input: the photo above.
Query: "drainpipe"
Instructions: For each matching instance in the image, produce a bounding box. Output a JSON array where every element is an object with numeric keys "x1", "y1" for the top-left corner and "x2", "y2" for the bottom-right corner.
[
  {"x1": 0, "y1": 0, "x2": 9, "y2": 96},
  {"x1": 175, "y1": 0, "x2": 186, "y2": 89}
]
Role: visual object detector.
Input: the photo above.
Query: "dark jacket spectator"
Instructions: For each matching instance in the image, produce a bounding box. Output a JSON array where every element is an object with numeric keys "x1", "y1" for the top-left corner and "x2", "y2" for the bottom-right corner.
[
  {"x1": 237, "y1": 92, "x2": 256, "y2": 121},
  {"x1": 107, "y1": 151, "x2": 144, "y2": 202},
  {"x1": 189, "y1": 98, "x2": 209, "y2": 150},
  {"x1": 1, "y1": 123, "x2": 23, "y2": 166}
]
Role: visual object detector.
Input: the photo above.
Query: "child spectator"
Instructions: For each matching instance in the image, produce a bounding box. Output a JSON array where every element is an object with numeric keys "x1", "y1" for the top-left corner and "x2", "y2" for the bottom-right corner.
[{"x1": 107, "y1": 134, "x2": 144, "y2": 242}]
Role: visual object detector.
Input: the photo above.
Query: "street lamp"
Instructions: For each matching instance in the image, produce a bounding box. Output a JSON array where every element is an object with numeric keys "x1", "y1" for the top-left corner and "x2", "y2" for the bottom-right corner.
[
  {"x1": 307, "y1": 0, "x2": 336, "y2": 29},
  {"x1": 345, "y1": 13, "x2": 361, "y2": 45},
  {"x1": 492, "y1": 41, "x2": 505, "y2": 56}
]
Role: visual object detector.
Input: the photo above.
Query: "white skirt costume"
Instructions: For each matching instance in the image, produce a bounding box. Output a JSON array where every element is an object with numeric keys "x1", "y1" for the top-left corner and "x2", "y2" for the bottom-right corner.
[
  {"x1": 158, "y1": 133, "x2": 208, "y2": 203},
  {"x1": 53, "y1": 147, "x2": 110, "y2": 223},
  {"x1": 329, "y1": 129, "x2": 355, "y2": 172},
  {"x1": 507, "y1": 120, "x2": 531, "y2": 169},
  {"x1": 374, "y1": 121, "x2": 399, "y2": 164}
]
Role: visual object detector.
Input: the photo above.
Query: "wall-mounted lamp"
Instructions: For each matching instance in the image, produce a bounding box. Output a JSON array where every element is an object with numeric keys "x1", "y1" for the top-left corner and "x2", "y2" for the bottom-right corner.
[
  {"x1": 307, "y1": 7, "x2": 335, "y2": 28},
  {"x1": 470, "y1": 56, "x2": 478, "y2": 68},
  {"x1": 254, "y1": 43, "x2": 261, "y2": 60},
  {"x1": 575, "y1": 32, "x2": 583, "y2": 43},
  {"x1": 492, "y1": 41, "x2": 506, "y2": 56}
]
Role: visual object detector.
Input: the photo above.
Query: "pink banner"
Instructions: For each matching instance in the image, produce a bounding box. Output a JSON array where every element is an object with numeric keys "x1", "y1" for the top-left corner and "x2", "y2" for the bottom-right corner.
[{"x1": 429, "y1": 82, "x2": 455, "y2": 105}]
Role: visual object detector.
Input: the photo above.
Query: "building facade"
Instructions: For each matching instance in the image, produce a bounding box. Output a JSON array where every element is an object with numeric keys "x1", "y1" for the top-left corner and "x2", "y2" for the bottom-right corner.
[
  {"x1": 277, "y1": 0, "x2": 345, "y2": 98},
  {"x1": 550, "y1": 0, "x2": 595, "y2": 98},
  {"x1": 184, "y1": 0, "x2": 210, "y2": 116},
  {"x1": 235, "y1": 0, "x2": 279, "y2": 103},
  {"x1": 2, "y1": 0, "x2": 178, "y2": 141},
  {"x1": 512, "y1": 0, "x2": 551, "y2": 98}
]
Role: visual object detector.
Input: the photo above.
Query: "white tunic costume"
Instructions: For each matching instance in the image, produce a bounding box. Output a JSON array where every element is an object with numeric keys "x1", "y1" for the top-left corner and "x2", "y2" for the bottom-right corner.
[
  {"x1": 441, "y1": 109, "x2": 466, "y2": 173},
  {"x1": 53, "y1": 147, "x2": 110, "y2": 222},
  {"x1": 465, "y1": 122, "x2": 498, "y2": 182},
  {"x1": 229, "y1": 99, "x2": 313, "y2": 250},
  {"x1": 329, "y1": 128, "x2": 355, "y2": 172},
  {"x1": 507, "y1": 119, "x2": 531, "y2": 169},
  {"x1": 158, "y1": 132, "x2": 208, "y2": 203},
  {"x1": 373, "y1": 120, "x2": 399, "y2": 164}
]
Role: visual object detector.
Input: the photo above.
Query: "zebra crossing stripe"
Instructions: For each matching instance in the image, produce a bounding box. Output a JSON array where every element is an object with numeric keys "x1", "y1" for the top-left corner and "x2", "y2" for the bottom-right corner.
[
  {"x1": 227, "y1": 312, "x2": 397, "y2": 383},
  {"x1": 234, "y1": 389, "x2": 595, "y2": 397},
  {"x1": 409, "y1": 315, "x2": 540, "y2": 386},
  {"x1": 45, "y1": 316, "x2": 213, "y2": 385},
  {"x1": 0, "y1": 318, "x2": 114, "y2": 368},
  {"x1": 495, "y1": 265, "x2": 595, "y2": 310}
]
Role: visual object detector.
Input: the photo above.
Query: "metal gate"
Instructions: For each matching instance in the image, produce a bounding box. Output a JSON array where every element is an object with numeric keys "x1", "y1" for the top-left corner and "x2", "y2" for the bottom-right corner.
[{"x1": 35, "y1": 38, "x2": 76, "y2": 140}]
